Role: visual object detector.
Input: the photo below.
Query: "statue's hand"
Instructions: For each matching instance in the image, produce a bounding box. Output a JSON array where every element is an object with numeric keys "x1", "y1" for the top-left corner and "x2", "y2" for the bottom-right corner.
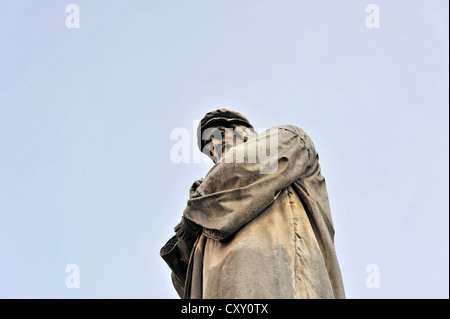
[
  {"x1": 174, "y1": 216, "x2": 202, "y2": 263},
  {"x1": 189, "y1": 178, "x2": 204, "y2": 198},
  {"x1": 174, "y1": 216, "x2": 202, "y2": 241}
]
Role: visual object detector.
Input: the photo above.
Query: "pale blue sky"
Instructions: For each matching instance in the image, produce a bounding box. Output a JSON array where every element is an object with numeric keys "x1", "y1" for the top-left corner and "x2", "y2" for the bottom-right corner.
[{"x1": 0, "y1": 0, "x2": 448, "y2": 298}]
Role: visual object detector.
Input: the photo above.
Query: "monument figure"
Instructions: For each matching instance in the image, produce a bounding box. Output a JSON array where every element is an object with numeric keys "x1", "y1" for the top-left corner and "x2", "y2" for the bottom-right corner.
[{"x1": 161, "y1": 109, "x2": 345, "y2": 299}]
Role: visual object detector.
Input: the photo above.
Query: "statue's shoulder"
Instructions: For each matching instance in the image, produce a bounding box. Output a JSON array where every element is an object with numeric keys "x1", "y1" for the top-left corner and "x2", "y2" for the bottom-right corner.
[
  {"x1": 272, "y1": 125, "x2": 309, "y2": 141},
  {"x1": 274, "y1": 124, "x2": 305, "y2": 135},
  {"x1": 272, "y1": 125, "x2": 316, "y2": 152}
]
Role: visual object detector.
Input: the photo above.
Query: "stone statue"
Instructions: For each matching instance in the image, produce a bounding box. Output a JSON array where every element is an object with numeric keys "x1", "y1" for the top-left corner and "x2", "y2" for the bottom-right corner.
[{"x1": 161, "y1": 109, "x2": 345, "y2": 299}]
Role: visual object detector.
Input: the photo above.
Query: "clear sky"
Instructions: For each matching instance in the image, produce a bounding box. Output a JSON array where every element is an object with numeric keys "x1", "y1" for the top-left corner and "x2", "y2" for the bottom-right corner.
[{"x1": 0, "y1": 0, "x2": 448, "y2": 298}]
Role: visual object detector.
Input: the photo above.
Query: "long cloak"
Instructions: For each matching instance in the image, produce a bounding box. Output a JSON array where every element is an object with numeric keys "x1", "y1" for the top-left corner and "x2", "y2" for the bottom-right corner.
[{"x1": 161, "y1": 125, "x2": 345, "y2": 299}]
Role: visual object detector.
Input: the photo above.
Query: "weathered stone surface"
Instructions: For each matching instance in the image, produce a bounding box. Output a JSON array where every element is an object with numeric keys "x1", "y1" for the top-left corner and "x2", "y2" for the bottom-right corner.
[{"x1": 161, "y1": 109, "x2": 345, "y2": 299}]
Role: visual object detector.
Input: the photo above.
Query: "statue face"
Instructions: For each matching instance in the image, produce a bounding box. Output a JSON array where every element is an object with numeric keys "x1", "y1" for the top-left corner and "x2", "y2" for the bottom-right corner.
[{"x1": 204, "y1": 125, "x2": 253, "y2": 163}]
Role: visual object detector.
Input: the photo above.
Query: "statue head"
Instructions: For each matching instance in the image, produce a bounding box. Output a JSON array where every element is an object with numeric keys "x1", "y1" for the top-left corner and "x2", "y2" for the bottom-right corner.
[{"x1": 197, "y1": 109, "x2": 256, "y2": 163}]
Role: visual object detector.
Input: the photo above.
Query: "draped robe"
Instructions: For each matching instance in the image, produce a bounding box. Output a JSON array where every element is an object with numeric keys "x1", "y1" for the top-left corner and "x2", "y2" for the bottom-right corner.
[{"x1": 161, "y1": 125, "x2": 345, "y2": 299}]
